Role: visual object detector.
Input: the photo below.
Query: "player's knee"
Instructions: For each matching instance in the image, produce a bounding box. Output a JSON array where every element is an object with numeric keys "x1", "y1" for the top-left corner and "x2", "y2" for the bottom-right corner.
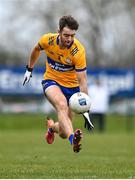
[
  {"x1": 59, "y1": 127, "x2": 68, "y2": 139},
  {"x1": 57, "y1": 100, "x2": 68, "y2": 111},
  {"x1": 59, "y1": 131, "x2": 68, "y2": 139}
]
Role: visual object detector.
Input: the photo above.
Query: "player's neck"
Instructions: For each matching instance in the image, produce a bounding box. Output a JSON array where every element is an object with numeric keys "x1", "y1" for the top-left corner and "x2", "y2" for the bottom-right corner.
[{"x1": 59, "y1": 39, "x2": 67, "y2": 49}]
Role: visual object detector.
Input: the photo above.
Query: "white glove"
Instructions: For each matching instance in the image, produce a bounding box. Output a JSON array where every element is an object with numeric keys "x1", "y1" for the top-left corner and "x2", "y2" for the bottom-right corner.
[{"x1": 23, "y1": 65, "x2": 33, "y2": 85}]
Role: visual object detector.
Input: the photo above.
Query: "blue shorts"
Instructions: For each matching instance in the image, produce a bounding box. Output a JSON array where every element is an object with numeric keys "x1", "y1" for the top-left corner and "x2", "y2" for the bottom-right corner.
[{"x1": 41, "y1": 79, "x2": 80, "y2": 103}]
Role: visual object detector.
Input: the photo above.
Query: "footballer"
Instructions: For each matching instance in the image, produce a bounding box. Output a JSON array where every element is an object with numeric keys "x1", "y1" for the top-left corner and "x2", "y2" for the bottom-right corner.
[{"x1": 23, "y1": 15, "x2": 89, "y2": 153}]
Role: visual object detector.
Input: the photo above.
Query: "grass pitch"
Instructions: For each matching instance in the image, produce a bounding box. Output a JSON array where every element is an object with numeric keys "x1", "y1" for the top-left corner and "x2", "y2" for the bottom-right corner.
[{"x1": 0, "y1": 114, "x2": 135, "y2": 179}]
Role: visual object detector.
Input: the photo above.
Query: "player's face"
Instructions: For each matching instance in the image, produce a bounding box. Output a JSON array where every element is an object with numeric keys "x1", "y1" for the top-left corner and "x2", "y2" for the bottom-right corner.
[{"x1": 59, "y1": 27, "x2": 76, "y2": 48}]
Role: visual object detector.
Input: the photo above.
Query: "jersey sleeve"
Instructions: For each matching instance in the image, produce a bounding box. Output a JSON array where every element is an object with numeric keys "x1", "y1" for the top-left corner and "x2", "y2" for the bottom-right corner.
[
  {"x1": 38, "y1": 34, "x2": 50, "y2": 50},
  {"x1": 74, "y1": 49, "x2": 87, "y2": 72}
]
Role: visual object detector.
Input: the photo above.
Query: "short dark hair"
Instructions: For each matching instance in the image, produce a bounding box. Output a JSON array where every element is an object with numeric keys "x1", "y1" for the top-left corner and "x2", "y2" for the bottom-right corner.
[{"x1": 59, "y1": 15, "x2": 79, "y2": 31}]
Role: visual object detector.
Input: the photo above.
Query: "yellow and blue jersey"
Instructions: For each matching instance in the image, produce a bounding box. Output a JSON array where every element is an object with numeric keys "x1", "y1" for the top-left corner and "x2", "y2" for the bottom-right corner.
[{"x1": 38, "y1": 33, "x2": 86, "y2": 88}]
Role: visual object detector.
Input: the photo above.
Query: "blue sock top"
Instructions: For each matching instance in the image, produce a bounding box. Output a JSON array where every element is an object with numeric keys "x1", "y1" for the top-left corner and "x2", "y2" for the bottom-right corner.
[{"x1": 69, "y1": 134, "x2": 74, "y2": 145}]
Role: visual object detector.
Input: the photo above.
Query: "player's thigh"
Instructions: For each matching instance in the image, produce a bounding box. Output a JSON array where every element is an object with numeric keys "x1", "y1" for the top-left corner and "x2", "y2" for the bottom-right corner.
[{"x1": 45, "y1": 85, "x2": 68, "y2": 110}]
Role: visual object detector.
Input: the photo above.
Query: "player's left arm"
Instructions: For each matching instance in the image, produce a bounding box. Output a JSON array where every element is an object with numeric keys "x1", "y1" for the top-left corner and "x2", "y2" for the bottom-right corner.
[
  {"x1": 77, "y1": 70, "x2": 94, "y2": 130},
  {"x1": 76, "y1": 70, "x2": 88, "y2": 95},
  {"x1": 74, "y1": 46, "x2": 88, "y2": 94}
]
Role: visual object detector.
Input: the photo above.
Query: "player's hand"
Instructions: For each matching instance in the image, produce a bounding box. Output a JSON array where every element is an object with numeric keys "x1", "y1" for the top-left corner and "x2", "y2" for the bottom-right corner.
[
  {"x1": 23, "y1": 65, "x2": 33, "y2": 86},
  {"x1": 82, "y1": 111, "x2": 94, "y2": 131}
]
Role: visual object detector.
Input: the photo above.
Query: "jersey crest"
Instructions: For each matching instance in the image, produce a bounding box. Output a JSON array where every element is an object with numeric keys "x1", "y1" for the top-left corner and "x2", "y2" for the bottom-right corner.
[{"x1": 65, "y1": 57, "x2": 72, "y2": 65}]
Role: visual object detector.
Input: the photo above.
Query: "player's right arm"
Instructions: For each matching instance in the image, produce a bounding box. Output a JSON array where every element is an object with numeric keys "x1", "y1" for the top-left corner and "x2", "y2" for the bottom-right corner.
[
  {"x1": 28, "y1": 33, "x2": 50, "y2": 69},
  {"x1": 28, "y1": 44, "x2": 41, "y2": 69},
  {"x1": 23, "y1": 44, "x2": 41, "y2": 85},
  {"x1": 23, "y1": 34, "x2": 49, "y2": 85}
]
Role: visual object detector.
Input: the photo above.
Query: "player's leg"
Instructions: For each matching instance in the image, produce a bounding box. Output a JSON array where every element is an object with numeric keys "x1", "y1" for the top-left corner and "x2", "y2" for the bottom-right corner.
[
  {"x1": 68, "y1": 107, "x2": 73, "y2": 121},
  {"x1": 47, "y1": 107, "x2": 73, "y2": 131},
  {"x1": 43, "y1": 81, "x2": 83, "y2": 152},
  {"x1": 46, "y1": 105, "x2": 74, "y2": 142},
  {"x1": 45, "y1": 85, "x2": 74, "y2": 139},
  {"x1": 46, "y1": 116, "x2": 59, "y2": 134},
  {"x1": 46, "y1": 105, "x2": 83, "y2": 152},
  {"x1": 45, "y1": 117, "x2": 55, "y2": 144}
]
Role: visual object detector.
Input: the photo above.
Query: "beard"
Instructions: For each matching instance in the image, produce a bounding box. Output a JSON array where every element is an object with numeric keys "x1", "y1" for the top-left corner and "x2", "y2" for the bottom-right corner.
[{"x1": 60, "y1": 37, "x2": 73, "y2": 48}]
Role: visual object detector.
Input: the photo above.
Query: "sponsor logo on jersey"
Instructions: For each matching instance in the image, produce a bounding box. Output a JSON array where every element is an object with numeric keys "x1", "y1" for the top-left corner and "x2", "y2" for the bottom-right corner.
[{"x1": 47, "y1": 57, "x2": 75, "y2": 72}]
